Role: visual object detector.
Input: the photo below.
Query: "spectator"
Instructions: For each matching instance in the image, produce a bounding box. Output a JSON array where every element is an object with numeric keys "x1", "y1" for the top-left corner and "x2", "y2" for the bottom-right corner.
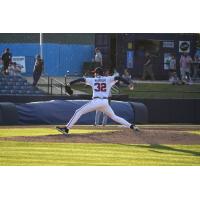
[
  {"x1": 122, "y1": 68, "x2": 133, "y2": 83},
  {"x1": 1, "y1": 48, "x2": 12, "y2": 75},
  {"x1": 94, "y1": 48, "x2": 103, "y2": 68},
  {"x1": 113, "y1": 68, "x2": 119, "y2": 77},
  {"x1": 192, "y1": 55, "x2": 200, "y2": 80},
  {"x1": 8, "y1": 62, "x2": 22, "y2": 76},
  {"x1": 142, "y1": 52, "x2": 155, "y2": 80},
  {"x1": 179, "y1": 53, "x2": 193, "y2": 84},
  {"x1": 168, "y1": 54, "x2": 179, "y2": 84},
  {"x1": 33, "y1": 54, "x2": 43, "y2": 87}
]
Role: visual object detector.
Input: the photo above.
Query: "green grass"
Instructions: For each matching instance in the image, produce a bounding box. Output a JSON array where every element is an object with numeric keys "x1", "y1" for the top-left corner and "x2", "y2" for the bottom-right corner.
[
  {"x1": 0, "y1": 127, "x2": 200, "y2": 166},
  {"x1": 0, "y1": 141, "x2": 200, "y2": 166},
  {"x1": 0, "y1": 128, "x2": 116, "y2": 137},
  {"x1": 188, "y1": 130, "x2": 200, "y2": 135},
  {"x1": 72, "y1": 83, "x2": 200, "y2": 99}
]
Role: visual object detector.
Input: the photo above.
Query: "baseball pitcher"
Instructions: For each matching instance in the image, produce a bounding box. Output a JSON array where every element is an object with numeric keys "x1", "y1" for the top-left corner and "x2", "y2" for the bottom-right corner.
[{"x1": 56, "y1": 67, "x2": 139, "y2": 135}]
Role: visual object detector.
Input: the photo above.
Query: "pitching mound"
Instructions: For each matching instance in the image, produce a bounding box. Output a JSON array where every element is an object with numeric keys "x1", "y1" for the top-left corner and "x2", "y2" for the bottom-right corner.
[{"x1": 1, "y1": 126, "x2": 200, "y2": 145}]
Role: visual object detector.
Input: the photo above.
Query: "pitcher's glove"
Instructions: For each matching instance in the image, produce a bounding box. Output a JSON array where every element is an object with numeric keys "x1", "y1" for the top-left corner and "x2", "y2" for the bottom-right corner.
[{"x1": 65, "y1": 83, "x2": 73, "y2": 95}]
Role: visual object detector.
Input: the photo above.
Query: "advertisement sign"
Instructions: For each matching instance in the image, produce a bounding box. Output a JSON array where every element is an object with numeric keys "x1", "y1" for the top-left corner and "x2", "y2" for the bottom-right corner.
[
  {"x1": 179, "y1": 41, "x2": 190, "y2": 53},
  {"x1": 12, "y1": 56, "x2": 26, "y2": 73},
  {"x1": 163, "y1": 41, "x2": 174, "y2": 48},
  {"x1": 126, "y1": 51, "x2": 134, "y2": 68}
]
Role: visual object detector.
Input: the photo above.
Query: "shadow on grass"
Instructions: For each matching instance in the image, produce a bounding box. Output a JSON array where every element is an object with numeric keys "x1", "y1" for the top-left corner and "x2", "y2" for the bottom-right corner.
[{"x1": 133, "y1": 144, "x2": 200, "y2": 157}]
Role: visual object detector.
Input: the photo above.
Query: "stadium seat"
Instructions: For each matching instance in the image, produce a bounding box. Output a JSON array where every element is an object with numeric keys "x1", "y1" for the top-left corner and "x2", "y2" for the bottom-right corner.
[
  {"x1": 0, "y1": 74, "x2": 45, "y2": 96},
  {"x1": 25, "y1": 90, "x2": 32, "y2": 94},
  {"x1": 4, "y1": 86, "x2": 13, "y2": 90},
  {"x1": 0, "y1": 90, "x2": 9, "y2": 94},
  {"x1": 13, "y1": 85, "x2": 22, "y2": 90},
  {"x1": 7, "y1": 82, "x2": 14, "y2": 86}
]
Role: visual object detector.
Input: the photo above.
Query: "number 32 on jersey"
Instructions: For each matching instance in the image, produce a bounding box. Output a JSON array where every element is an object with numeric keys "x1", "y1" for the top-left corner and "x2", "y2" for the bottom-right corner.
[{"x1": 94, "y1": 83, "x2": 107, "y2": 92}]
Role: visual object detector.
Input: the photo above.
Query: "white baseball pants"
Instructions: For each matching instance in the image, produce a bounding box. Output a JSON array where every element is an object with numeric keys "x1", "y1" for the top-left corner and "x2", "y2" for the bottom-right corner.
[{"x1": 66, "y1": 99, "x2": 131, "y2": 129}]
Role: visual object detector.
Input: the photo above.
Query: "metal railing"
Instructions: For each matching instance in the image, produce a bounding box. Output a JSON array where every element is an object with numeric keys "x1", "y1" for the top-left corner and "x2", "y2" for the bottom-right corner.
[
  {"x1": 49, "y1": 77, "x2": 66, "y2": 95},
  {"x1": 38, "y1": 72, "x2": 79, "y2": 95},
  {"x1": 38, "y1": 74, "x2": 67, "y2": 95}
]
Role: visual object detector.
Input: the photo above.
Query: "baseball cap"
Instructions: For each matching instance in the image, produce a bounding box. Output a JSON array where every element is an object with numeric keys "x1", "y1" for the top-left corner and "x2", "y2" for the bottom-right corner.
[{"x1": 92, "y1": 67, "x2": 103, "y2": 75}]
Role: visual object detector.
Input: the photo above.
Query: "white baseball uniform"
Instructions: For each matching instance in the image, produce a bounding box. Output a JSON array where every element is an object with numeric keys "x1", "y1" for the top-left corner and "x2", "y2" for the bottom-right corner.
[{"x1": 66, "y1": 75, "x2": 132, "y2": 129}]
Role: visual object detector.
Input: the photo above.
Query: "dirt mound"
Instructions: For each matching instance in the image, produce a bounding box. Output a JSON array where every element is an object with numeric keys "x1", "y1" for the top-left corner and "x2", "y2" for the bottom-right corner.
[{"x1": 1, "y1": 128, "x2": 200, "y2": 145}]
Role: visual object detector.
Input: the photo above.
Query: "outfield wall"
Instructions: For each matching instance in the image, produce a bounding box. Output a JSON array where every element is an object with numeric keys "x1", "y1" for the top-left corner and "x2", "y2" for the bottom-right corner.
[
  {"x1": 0, "y1": 100, "x2": 148, "y2": 125},
  {"x1": 0, "y1": 96, "x2": 199, "y2": 124}
]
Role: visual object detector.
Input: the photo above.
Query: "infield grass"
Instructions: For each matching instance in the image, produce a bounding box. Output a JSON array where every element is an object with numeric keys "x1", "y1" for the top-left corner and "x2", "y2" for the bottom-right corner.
[
  {"x1": 0, "y1": 127, "x2": 200, "y2": 166},
  {"x1": 0, "y1": 128, "x2": 115, "y2": 137},
  {"x1": 72, "y1": 83, "x2": 200, "y2": 99}
]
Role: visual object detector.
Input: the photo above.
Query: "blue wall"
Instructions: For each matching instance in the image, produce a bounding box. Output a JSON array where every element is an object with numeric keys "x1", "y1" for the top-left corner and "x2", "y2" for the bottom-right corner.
[{"x1": 0, "y1": 43, "x2": 94, "y2": 76}]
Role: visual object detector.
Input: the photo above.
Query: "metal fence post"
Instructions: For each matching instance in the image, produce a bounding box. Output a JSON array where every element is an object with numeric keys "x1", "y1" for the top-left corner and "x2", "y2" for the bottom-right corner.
[
  {"x1": 47, "y1": 76, "x2": 49, "y2": 94},
  {"x1": 50, "y1": 78, "x2": 53, "y2": 95},
  {"x1": 65, "y1": 75, "x2": 67, "y2": 85}
]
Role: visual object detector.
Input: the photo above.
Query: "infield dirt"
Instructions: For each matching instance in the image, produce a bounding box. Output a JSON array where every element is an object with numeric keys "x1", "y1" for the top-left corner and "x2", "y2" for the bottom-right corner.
[{"x1": 1, "y1": 126, "x2": 200, "y2": 145}]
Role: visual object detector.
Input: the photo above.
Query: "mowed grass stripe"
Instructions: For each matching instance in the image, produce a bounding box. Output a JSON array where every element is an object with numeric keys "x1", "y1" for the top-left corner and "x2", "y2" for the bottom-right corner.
[
  {"x1": 0, "y1": 141, "x2": 200, "y2": 166},
  {"x1": 1, "y1": 141, "x2": 199, "y2": 154},
  {"x1": 1, "y1": 155, "x2": 199, "y2": 166},
  {"x1": 188, "y1": 130, "x2": 200, "y2": 135},
  {"x1": 1, "y1": 151, "x2": 199, "y2": 165},
  {"x1": 0, "y1": 158, "x2": 198, "y2": 166},
  {"x1": 1, "y1": 141, "x2": 200, "y2": 155},
  {"x1": 0, "y1": 128, "x2": 117, "y2": 137},
  {"x1": 1, "y1": 145, "x2": 198, "y2": 158}
]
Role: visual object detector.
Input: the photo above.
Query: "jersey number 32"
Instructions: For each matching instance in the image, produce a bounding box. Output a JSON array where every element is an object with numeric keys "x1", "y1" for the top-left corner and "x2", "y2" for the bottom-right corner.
[{"x1": 94, "y1": 83, "x2": 107, "y2": 92}]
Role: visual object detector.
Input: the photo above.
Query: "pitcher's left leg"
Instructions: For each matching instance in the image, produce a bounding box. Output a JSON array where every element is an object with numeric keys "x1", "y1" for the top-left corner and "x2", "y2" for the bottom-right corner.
[
  {"x1": 101, "y1": 105, "x2": 131, "y2": 128},
  {"x1": 101, "y1": 104, "x2": 139, "y2": 131}
]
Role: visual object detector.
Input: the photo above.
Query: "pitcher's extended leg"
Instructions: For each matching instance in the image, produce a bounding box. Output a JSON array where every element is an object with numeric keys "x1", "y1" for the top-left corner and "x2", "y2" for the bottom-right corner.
[
  {"x1": 102, "y1": 105, "x2": 131, "y2": 128},
  {"x1": 67, "y1": 101, "x2": 97, "y2": 129}
]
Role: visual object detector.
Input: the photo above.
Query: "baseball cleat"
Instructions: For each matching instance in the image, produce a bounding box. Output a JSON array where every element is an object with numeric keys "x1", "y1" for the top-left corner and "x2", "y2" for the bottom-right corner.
[
  {"x1": 56, "y1": 126, "x2": 69, "y2": 136},
  {"x1": 130, "y1": 124, "x2": 140, "y2": 133}
]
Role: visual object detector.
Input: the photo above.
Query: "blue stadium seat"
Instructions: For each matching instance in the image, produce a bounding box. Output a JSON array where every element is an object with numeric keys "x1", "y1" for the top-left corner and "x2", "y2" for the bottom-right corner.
[
  {"x1": 8, "y1": 78, "x2": 15, "y2": 82},
  {"x1": 19, "y1": 90, "x2": 26, "y2": 94},
  {"x1": 19, "y1": 86, "x2": 26, "y2": 90},
  {"x1": 26, "y1": 86, "x2": 33, "y2": 89},
  {"x1": 15, "y1": 82, "x2": 22, "y2": 86},
  {"x1": 7, "y1": 82, "x2": 14, "y2": 86},
  {"x1": 34, "y1": 90, "x2": 44, "y2": 95},
  {"x1": 12, "y1": 85, "x2": 21, "y2": 90},
  {"x1": 0, "y1": 90, "x2": 10, "y2": 94},
  {"x1": 0, "y1": 82, "x2": 6, "y2": 86},
  {"x1": 25, "y1": 90, "x2": 32, "y2": 94},
  {"x1": 23, "y1": 82, "x2": 29, "y2": 86},
  {"x1": 0, "y1": 74, "x2": 45, "y2": 96},
  {"x1": 4, "y1": 85, "x2": 13, "y2": 90},
  {"x1": 10, "y1": 90, "x2": 15, "y2": 94},
  {"x1": 0, "y1": 78, "x2": 6, "y2": 81}
]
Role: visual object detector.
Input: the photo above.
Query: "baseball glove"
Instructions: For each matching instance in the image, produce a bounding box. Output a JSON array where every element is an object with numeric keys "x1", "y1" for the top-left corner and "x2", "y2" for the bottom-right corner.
[{"x1": 65, "y1": 84, "x2": 73, "y2": 95}]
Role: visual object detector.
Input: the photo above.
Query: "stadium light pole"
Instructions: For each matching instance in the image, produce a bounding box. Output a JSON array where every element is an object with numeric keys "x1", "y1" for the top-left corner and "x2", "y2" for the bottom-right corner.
[
  {"x1": 39, "y1": 33, "x2": 45, "y2": 75},
  {"x1": 116, "y1": 33, "x2": 118, "y2": 69},
  {"x1": 40, "y1": 33, "x2": 43, "y2": 58}
]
